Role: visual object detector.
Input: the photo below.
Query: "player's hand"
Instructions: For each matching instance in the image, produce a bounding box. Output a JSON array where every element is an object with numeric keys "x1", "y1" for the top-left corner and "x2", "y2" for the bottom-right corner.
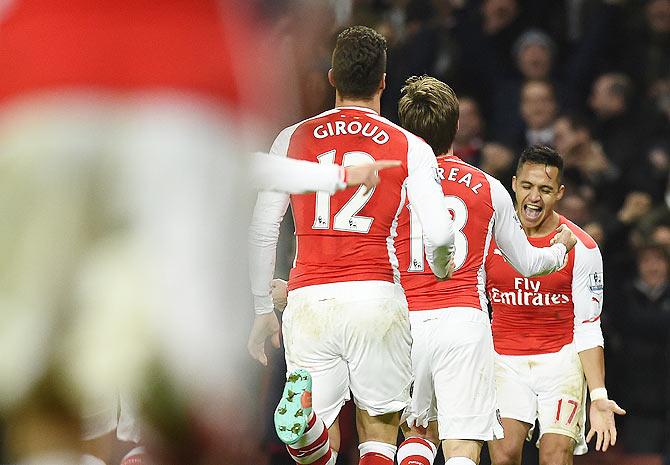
[
  {"x1": 247, "y1": 312, "x2": 281, "y2": 366},
  {"x1": 271, "y1": 278, "x2": 288, "y2": 312},
  {"x1": 550, "y1": 224, "x2": 577, "y2": 252},
  {"x1": 617, "y1": 191, "x2": 652, "y2": 225},
  {"x1": 586, "y1": 398, "x2": 626, "y2": 452},
  {"x1": 437, "y1": 256, "x2": 456, "y2": 281},
  {"x1": 345, "y1": 160, "x2": 402, "y2": 194},
  {"x1": 445, "y1": 256, "x2": 455, "y2": 279}
]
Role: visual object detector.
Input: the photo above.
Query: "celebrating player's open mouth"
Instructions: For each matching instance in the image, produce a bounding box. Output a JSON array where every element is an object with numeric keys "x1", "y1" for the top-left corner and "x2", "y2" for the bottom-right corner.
[{"x1": 522, "y1": 203, "x2": 543, "y2": 222}]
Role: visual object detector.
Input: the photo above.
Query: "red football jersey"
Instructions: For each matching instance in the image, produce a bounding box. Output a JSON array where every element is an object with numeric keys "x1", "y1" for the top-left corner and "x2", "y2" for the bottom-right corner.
[
  {"x1": 486, "y1": 216, "x2": 605, "y2": 355},
  {"x1": 397, "y1": 155, "x2": 494, "y2": 310},
  {"x1": 261, "y1": 106, "x2": 449, "y2": 292},
  {"x1": 0, "y1": 0, "x2": 275, "y2": 118}
]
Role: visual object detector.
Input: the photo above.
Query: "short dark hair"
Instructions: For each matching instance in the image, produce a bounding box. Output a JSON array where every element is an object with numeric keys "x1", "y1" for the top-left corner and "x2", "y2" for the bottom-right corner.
[
  {"x1": 517, "y1": 145, "x2": 564, "y2": 183},
  {"x1": 398, "y1": 75, "x2": 459, "y2": 155},
  {"x1": 332, "y1": 26, "x2": 387, "y2": 99}
]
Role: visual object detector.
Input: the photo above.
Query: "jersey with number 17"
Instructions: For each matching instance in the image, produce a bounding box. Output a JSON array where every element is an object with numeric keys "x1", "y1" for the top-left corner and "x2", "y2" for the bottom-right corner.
[{"x1": 275, "y1": 106, "x2": 448, "y2": 291}]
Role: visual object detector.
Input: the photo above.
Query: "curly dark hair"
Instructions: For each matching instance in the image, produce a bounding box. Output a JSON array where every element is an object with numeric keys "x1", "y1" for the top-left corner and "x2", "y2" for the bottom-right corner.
[
  {"x1": 517, "y1": 145, "x2": 564, "y2": 183},
  {"x1": 332, "y1": 26, "x2": 387, "y2": 100}
]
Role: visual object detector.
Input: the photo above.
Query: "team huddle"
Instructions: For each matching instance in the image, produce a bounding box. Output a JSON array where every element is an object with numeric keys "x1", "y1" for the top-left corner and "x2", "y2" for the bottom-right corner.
[{"x1": 248, "y1": 26, "x2": 625, "y2": 465}]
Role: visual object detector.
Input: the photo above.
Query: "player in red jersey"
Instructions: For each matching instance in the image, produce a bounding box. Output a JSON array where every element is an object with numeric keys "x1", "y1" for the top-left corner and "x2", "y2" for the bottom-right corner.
[
  {"x1": 485, "y1": 146, "x2": 626, "y2": 465},
  {"x1": 390, "y1": 76, "x2": 577, "y2": 465},
  {"x1": 247, "y1": 28, "x2": 455, "y2": 465}
]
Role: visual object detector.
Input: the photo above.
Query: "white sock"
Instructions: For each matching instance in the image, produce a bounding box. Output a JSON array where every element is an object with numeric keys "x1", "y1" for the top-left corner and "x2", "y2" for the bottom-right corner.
[
  {"x1": 80, "y1": 454, "x2": 106, "y2": 465},
  {"x1": 397, "y1": 437, "x2": 437, "y2": 464},
  {"x1": 445, "y1": 457, "x2": 476, "y2": 465},
  {"x1": 358, "y1": 441, "x2": 397, "y2": 460}
]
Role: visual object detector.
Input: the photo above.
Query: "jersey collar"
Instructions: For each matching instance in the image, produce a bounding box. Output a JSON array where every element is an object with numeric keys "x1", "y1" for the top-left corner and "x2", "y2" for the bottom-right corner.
[{"x1": 336, "y1": 106, "x2": 378, "y2": 114}]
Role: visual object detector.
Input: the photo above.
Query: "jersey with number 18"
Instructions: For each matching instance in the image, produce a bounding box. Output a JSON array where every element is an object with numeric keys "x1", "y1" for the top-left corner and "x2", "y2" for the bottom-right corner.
[{"x1": 395, "y1": 155, "x2": 568, "y2": 312}]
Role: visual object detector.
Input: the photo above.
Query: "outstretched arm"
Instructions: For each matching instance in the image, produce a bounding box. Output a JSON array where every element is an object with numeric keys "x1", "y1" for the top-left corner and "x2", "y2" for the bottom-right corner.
[
  {"x1": 579, "y1": 347, "x2": 626, "y2": 451},
  {"x1": 572, "y1": 244, "x2": 625, "y2": 451},
  {"x1": 251, "y1": 152, "x2": 401, "y2": 194}
]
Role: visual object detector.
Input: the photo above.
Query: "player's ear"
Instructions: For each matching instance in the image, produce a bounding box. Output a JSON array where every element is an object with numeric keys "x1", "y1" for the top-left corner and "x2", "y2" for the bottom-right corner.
[
  {"x1": 328, "y1": 69, "x2": 336, "y2": 88},
  {"x1": 379, "y1": 73, "x2": 386, "y2": 92},
  {"x1": 511, "y1": 176, "x2": 518, "y2": 193},
  {"x1": 556, "y1": 184, "x2": 565, "y2": 200}
]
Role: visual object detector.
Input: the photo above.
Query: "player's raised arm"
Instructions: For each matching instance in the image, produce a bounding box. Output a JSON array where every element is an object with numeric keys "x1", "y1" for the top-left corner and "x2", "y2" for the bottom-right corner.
[
  {"x1": 251, "y1": 152, "x2": 401, "y2": 194},
  {"x1": 406, "y1": 143, "x2": 455, "y2": 279},
  {"x1": 490, "y1": 177, "x2": 574, "y2": 277},
  {"x1": 571, "y1": 242, "x2": 625, "y2": 451}
]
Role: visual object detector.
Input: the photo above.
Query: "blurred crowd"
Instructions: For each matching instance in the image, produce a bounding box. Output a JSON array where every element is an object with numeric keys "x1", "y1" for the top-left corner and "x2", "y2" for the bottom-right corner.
[{"x1": 261, "y1": 0, "x2": 670, "y2": 463}]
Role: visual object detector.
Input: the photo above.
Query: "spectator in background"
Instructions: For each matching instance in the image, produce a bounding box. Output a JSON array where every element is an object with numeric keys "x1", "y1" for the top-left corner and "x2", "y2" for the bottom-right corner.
[
  {"x1": 599, "y1": 192, "x2": 653, "y2": 290},
  {"x1": 478, "y1": 142, "x2": 515, "y2": 192},
  {"x1": 557, "y1": 192, "x2": 592, "y2": 227},
  {"x1": 588, "y1": 72, "x2": 639, "y2": 174},
  {"x1": 621, "y1": 0, "x2": 670, "y2": 102},
  {"x1": 509, "y1": 79, "x2": 557, "y2": 152},
  {"x1": 553, "y1": 113, "x2": 619, "y2": 210},
  {"x1": 651, "y1": 223, "x2": 670, "y2": 249},
  {"x1": 453, "y1": 96, "x2": 484, "y2": 166},
  {"x1": 609, "y1": 244, "x2": 670, "y2": 455},
  {"x1": 490, "y1": 29, "x2": 560, "y2": 142},
  {"x1": 453, "y1": 0, "x2": 526, "y2": 120}
]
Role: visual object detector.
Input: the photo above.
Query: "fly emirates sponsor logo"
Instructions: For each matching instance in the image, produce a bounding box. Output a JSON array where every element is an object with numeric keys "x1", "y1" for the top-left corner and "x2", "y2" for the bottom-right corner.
[{"x1": 489, "y1": 277, "x2": 570, "y2": 307}]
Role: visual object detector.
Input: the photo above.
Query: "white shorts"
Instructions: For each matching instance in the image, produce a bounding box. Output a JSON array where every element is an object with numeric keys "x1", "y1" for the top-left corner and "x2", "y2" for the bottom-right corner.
[
  {"x1": 81, "y1": 392, "x2": 141, "y2": 443},
  {"x1": 283, "y1": 280, "x2": 412, "y2": 428},
  {"x1": 403, "y1": 307, "x2": 503, "y2": 441},
  {"x1": 495, "y1": 343, "x2": 587, "y2": 454}
]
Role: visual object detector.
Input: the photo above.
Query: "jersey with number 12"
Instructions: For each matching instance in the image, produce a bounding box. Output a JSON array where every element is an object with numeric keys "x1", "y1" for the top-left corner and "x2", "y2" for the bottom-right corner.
[{"x1": 276, "y1": 106, "x2": 442, "y2": 291}]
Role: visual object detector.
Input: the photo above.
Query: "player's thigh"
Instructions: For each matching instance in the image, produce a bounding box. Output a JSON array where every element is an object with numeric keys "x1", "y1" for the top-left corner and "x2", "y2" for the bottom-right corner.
[
  {"x1": 442, "y1": 439, "x2": 483, "y2": 463},
  {"x1": 538, "y1": 433, "x2": 575, "y2": 465},
  {"x1": 282, "y1": 293, "x2": 350, "y2": 428},
  {"x1": 488, "y1": 418, "x2": 531, "y2": 465},
  {"x1": 402, "y1": 311, "x2": 439, "y2": 433},
  {"x1": 356, "y1": 405, "x2": 401, "y2": 445},
  {"x1": 432, "y1": 310, "x2": 501, "y2": 441},
  {"x1": 534, "y1": 344, "x2": 586, "y2": 455},
  {"x1": 345, "y1": 285, "x2": 412, "y2": 420},
  {"x1": 327, "y1": 415, "x2": 342, "y2": 452}
]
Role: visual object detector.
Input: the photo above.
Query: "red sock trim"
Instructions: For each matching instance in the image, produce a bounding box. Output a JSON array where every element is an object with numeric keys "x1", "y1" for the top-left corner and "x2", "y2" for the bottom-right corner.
[
  {"x1": 359, "y1": 452, "x2": 394, "y2": 464},
  {"x1": 307, "y1": 412, "x2": 317, "y2": 429},
  {"x1": 287, "y1": 426, "x2": 329, "y2": 458},
  {"x1": 401, "y1": 437, "x2": 434, "y2": 449},
  {"x1": 399, "y1": 456, "x2": 430, "y2": 465},
  {"x1": 308, "y1": 447, "x2": 333, "y2": 465}
]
